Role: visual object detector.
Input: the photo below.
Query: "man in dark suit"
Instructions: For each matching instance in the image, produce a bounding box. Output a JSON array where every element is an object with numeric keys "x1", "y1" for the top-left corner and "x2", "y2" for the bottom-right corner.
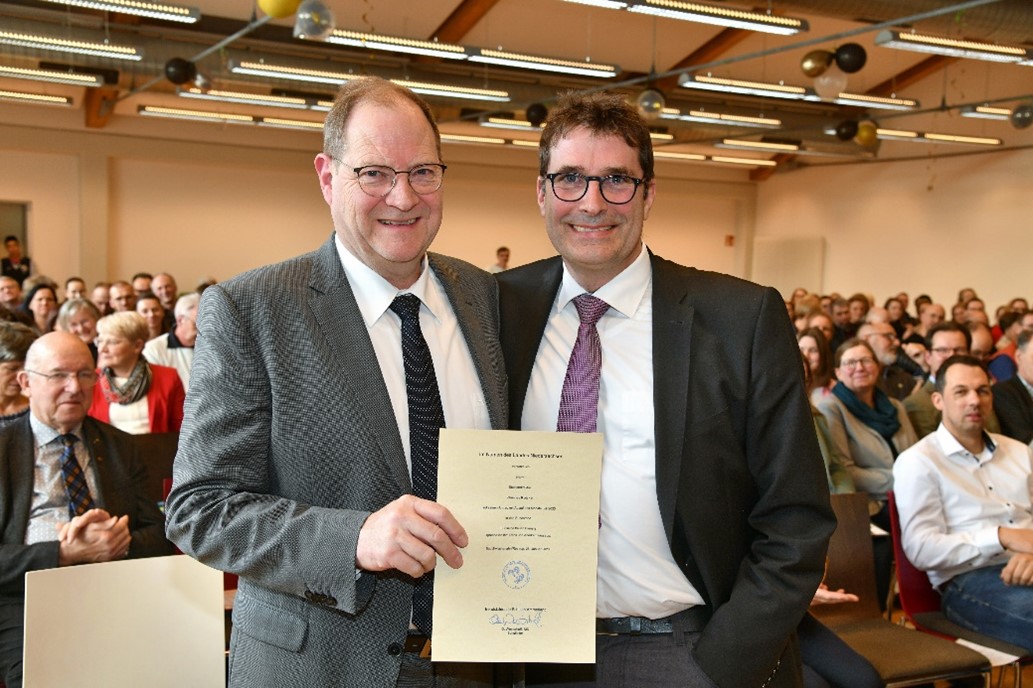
[
  {"x1": 992, "y1": 328, "x2": 1033, "y2": 444},
  {"x1": 165, "y1": 78, "x2": 508, "y2": 688},
  {"x1": 0, "y1": 331, "x2": 172, "y2": 688},
  {"x1": 497, "y1": 92, "x2": 834, "y2": 688}
]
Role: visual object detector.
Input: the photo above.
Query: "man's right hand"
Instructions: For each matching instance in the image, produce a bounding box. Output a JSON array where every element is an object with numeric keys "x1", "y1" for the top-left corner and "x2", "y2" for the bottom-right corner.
[
  {"x1": 355, "y1": 495, "x2": 467, "y2": 578},
  {"x1": 57, "y1": 510, "x2": 131, "y2": 566},
  {"x1": 998, "y1": 527, "x2": 1033, "y2": 554},
  {"x1": 1001, "y1": 553, "x2": 1033, "y2": 586}
]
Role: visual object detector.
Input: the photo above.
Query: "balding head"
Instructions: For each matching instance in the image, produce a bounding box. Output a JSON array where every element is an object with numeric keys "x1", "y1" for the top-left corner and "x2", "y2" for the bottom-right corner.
[{"x1": 20, "y1": 332, "x2": 97, "y2": 433}]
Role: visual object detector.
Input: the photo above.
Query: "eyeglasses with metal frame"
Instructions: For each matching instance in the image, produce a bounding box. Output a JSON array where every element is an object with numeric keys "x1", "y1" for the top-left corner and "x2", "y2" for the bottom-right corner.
[
  {"x1": 24, "y1": 369, "x2": 98, "y2": 386},
  {"x1": 346, "y1": 162, "x2": 448, "y2": 197},
  {"x1": 544, "y1": 172, "x2": 645, "y2": 205}
]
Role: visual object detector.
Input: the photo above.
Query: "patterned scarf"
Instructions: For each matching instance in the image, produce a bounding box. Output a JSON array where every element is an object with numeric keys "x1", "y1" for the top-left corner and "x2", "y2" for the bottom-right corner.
[{"x1": 100, "y1": 358, "x2": 152, "y2": 405}]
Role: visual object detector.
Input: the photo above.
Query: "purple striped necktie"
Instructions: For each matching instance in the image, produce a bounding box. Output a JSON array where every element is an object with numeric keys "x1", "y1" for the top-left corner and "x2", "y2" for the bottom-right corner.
[{"x1": 557, "y1": 294, "x2": 610, "y2": 433}]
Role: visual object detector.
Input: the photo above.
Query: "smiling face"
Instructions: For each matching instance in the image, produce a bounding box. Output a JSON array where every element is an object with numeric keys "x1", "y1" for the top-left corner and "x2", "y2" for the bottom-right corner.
[
  {"x1": 798, "y1": 335, "x2": 821, "y2": 373},
  {"x1": 314, "y1": 98, "x2": 442, "y2": 290},
  {"x1": 836, "y1": 343, "x2": 879, "y2": 396},
  {"x1": 538, "y1": 128, "x2": 655, "y2": 292},
  {"x1": 20, "y1": 332, "x2": 96, "y2": 434}
]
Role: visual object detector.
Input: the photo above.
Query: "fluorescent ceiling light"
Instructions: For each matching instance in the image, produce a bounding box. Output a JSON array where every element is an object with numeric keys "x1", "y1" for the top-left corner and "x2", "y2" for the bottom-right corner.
[
  {"x1": 258, "y1": 117, "x2": 323, "y2": 131},
  {"x1": 661, "y1": 107, "x2": 781, "y2": 128},
  {"x1": 627, "y1": 0, "x2": 807, "y2": 35},
  {"x1": 832, "y1": 93, "x2": 918, "y2": 111},
  {"x1": 563, "y1": 0, "x2": 629, "y2": 8},
  {"x1": 179, "y1": 87, "x2": 314, "y2": 110},
  {"x1": 479, "y1": 116, "x2": 542, "y2": 131},
  {"x1": 39, "y1": 0, "x2": 199, "y2": 23},
  {"x1": 0, "y1": 88, "x2": 73, "y2": 106},
  {"x1": 960, "y1": 105, "x2": 1011, "y2": 120},
  {"x1": 0, "y1": 63, "x2": 103, "y2": 87},
  {"x1": 468, "y1": 48, "x2": 618, "y2": 78},
  {"x1": 441, "y1": 133, "x2": 507, "y2": 145},
  {"x1": 717, "y1": 139, "x2": 799, "y2": 152},
  {"x1": 390, "y1": 79, "x2": 510, "y2": 102},
  {"x1": 649, "y1": 131, "x2": 674, "y2": 141},
  {"x1": 0, "y1": 30, "x2": 142, "y2": 60},
  {"x1": 710, "y1": 155, "x2": 777, "y2": 167},
  {"x1": 875, "y1": 128, "x2": 919, "y2": 140},
  {"x1": 228, "y1": 59, "x2": 360, "y2": 86},
  {"x1": 875, "y1": 128, "x2": 1002, "y2": 145},
  {"x1": 510, "y1": 139, "x2": 540, "y2": 148},
  {"x1": 679, "y1": 73, "x2": 808, "y2": 100},
  {"x1": 654, "y1": 151, "x2": 706, "y2": 161},
  {"x1": 874, "y1": 30, "x2": 1029, "y2": 64},
  {"x1": 325, "y1": 30, "x2": 467, "y2": 60},
  {"x1": 138, "y1": 105, "x2": 254, "y2": 124}
]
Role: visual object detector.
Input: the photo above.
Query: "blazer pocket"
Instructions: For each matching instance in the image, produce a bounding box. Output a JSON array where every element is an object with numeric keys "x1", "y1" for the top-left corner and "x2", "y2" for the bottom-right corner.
[{"x1": 233, "y1": 590, "x2": 308, "y2": 653}]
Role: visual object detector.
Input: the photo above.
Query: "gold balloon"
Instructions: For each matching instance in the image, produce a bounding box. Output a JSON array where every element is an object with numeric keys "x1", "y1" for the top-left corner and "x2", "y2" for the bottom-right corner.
[
  {"x1": 258, "y1": 0, "x2": 302, "y2": 18},
  {"x1": 801, "y1": 50, "x2": 833, "y2": 78},
  {"x1": 854, "y1": 120, "x2": 878, "y2": 147}
]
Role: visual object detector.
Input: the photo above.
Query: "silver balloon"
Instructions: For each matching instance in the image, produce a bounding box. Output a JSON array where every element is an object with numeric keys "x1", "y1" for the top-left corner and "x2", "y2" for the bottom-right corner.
[
  {"x1": 636, "y1": 88, "x2": 665, "y2": 121},
  {"x1": 1011, "y1": 104, "x2": 1033, "y2": 130},
  {"x1": 294, "y1": 0, "x2": 335, "y2": 40},
  {"x1": 813, "y1": 65, "x2": 847, "y2": 100}
]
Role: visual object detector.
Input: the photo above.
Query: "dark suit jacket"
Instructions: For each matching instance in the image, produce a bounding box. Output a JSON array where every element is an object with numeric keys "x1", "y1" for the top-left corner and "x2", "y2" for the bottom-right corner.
[
  {"x1": 0, "y1": 414, "x2": 173, "y2": 599},
  {"x1": 992, "y1": 376, "x2": 1033, "y2": 444},
  {"x1": 497, "y1": 254, "x2": 835, "y2": 688},
  {"x1": 165, "y1": 237, "x2": 508, "y2": 688}
]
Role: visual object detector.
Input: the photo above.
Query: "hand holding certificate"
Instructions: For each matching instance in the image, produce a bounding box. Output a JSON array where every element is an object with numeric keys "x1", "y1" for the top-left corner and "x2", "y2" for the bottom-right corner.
[{"x1": 432, "y1": 429, "x2": 603, "y2": 663}]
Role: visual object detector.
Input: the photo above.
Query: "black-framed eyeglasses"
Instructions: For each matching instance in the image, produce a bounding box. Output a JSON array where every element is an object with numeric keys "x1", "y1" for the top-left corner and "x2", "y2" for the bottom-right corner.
[
  {"x1": 24, "y1": 369, "x2": 98, "y2": 386},
  {"x1": 347, "y1": 163, "x2": 448, "y2": 197},
  {"x1": 544, "y1": 172, "x2": 644, "y2": 205}
]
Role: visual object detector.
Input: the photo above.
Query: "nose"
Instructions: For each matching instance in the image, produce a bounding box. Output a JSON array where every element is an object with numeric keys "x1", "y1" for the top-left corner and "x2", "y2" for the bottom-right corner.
[
  {"x1": 383, "y1": 174, "x2": 420, "y2": 211},
  {"x1": 577, "y1": 179, "x2": 609, "y2": 214}
]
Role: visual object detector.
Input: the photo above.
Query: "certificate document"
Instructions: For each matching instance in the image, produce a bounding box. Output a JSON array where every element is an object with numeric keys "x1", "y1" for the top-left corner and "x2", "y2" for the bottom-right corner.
[{"x1": 432, "y1": 428, "x2": 604, "y2": 663}]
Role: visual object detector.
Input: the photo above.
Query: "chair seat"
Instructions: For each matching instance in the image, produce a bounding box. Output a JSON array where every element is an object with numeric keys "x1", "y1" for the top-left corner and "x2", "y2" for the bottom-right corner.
[
  {"x1": 912, "y1": 611, "x2": 1032, "y2": 657},
  {"x1": 830, "y1": 618, "x2": 990, "y2": 685}
]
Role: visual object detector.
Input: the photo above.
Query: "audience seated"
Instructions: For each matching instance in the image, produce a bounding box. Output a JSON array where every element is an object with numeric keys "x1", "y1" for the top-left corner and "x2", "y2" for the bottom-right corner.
[
  {"x1": 54, "y1": 299, "x2": 101, "y2": 363},
  {"x1": 135, "y1": 292, "x2": 167, "y2": 341},
  {"x1": 913, "y1": 302, "x2": 945, "y2": 340},
  {"x1": 992, "y1": 328, "x2": 1033, "y2": 444},
  {"x1": 89, "y1": 281, "x2": 112, "y2": 317},
  {"x1": 18, "y1": 284, "x2": 57, "y2": 335},
  {"x1": 63, "y1": 276, "x2": 86, "y2": 302},
  {"x1": 988, "y1": 310, "x2": 1023, "y2": 382},
  {"x1": 151, "y1": 273, "x2": 178, "y2": 332},
  {"x1": 800, "y1": 347, "x2": 854, "y2": 495},
  {"x1": 903, "y1": 323, "x2": 971, "y2": 439},
  {"x1": 89, "y1": 312, "x2": 184, "y2": 435},
  {"x1": 0, "y1": 322, "x2": 36, "y2": 430},
  {"x1": 857, "y1": 321, "x2": 919, "y2": 400},
  {"x1": 142, "y1": 293, "x2": 197, "y2": 391},
  {"x1": 0, "y1": 277, "x2": 21, "y2": 312},
  {"x1": 894, "y1": 355, "x2": 1033, "y2": 653},
  {"x1": 0, "y1": 332, "x2": 174, "y2": 688},
  {"x1": 108, "y1": 280, "x2": 136, "y2": 313}
]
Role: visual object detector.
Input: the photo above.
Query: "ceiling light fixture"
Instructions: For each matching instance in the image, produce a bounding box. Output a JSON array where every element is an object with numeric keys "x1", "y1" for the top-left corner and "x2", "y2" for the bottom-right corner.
[
  {"x1": 390, "y1": 79, "x2": 510, "y2": 102},
  {"x1": 625, "y1": 0, "x2": 807, "y2": 35},
  {"x1": 654, "y1": 151, "x2": 706, "y2": 161},
  {"x1": 649, "y1": 131, "x2": 674, "y2": 141},
  {"x1": 258, "y1": 117, "x2": 324, "y2": 130},
  {"x1": 39, "y1": 0, "x2": 200, "y2": 23},
  {"x1": 661, "y1": 107, "x2": 781, "y2": 128},
  {"x1": 0, "y1": 30, "x2": 142, "y2": 60},
  {"x1": 717, "y1": 139, "x2": 799, "y2": 152},
  {"x1": 562, "y1": 0, "x2": 629, "y2": 8},
  {"x1": 871, "y1": 127, "x2": 1002, "y2": 145},
  {"x1": 0, "y1": 63, "x2": 104, "y2": 87},
  {"x1": 959, "y1": 104, "x2": 1011, "y2": 120},
  {"x1": 441, "y1": 133, "x2": 507, "y2": 145},
  {"x1": 138, "y1": 105, "x2": 254, "y2": 124},
  {"x1": 479, "y1": 116, "x2": 542, "y2": 131},
  {"x1": 510, "y1": 139, "x2": 540, "y2": 148},
  {"x1": 468, "y1": 48, "x2": 619, "y2": 78},
  {"x1": 710, "y1": 155, "x2": 778, "y2": 167},
  {"x1": 0, "y1": 88, "x2": 73, "y2": 106},
  {"x1": 678, "y1": 74, "x2": 918, "y2": 110},
  {"x1": 178, "y1": 87, "x2": 312, "y2": 109},
  {"x1": 227, "y1": 59, "x2": 360, "y2": 85},
  {"x1": 832, "y1": 93, "x2": 919, "y2": 111},
  {"x1": 874, "y1": 30, "x2": 1029, "y2": 64},
  {"x1": 324, "y1": 30, "x2": 467, "y2": 60}
]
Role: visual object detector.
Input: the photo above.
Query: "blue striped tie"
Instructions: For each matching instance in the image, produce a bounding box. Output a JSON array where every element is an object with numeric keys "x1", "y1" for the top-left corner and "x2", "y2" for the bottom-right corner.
[
  {"x1": 390, "y1": 293, "x2": 444, "y2": 635},
  {"x1": 59, "y1": 433, "x2": 95, "y2": 518}
]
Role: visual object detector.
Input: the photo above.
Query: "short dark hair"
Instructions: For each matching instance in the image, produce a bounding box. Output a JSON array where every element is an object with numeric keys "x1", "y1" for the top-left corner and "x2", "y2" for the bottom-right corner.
[
  {"x1": 131, "y1": 272, "x2": 153, "y2": 282},
  {"x1": 497, "y1": 246, "x2": 509, "y2": 254},
  {"x1": 3, "y1": 236, "x2": 17, "y2": 244},
  {"x1": 925, "y1": 321, "x2": 972, "y2": 350},
  {"x1": 0, "y1": 321, "x2": 37, "y2": 362},
  {"x1": 998, "y1": 310, "x2": 1022, "y2": 332},
  {"x1": 65, "y1": 276, "x2": 85, "y2": 289},
  {"x1": 322, "y1": 77, "x2": 440, "y2": 161},
  {"x1": 934, "y1": 354, "x2": 988, "y2": 395},
  {"x1": 1017, "y1": 328, "x2": 1033, "y2": 354},
  {"x1": 538, "y1": 91, "x2": 654, "y2": 182}
]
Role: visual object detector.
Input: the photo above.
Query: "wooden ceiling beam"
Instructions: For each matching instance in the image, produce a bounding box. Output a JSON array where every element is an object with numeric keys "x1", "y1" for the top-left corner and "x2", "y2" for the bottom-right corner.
[
  {"x1": 866, "y1": 55, "x2": 959, "y2": 98},
  {"x1": 655, "y1": 28, "x2": 752, "y2": 92},
  {"x1": 84, "y1": 86, "x2": 119, "y2": 129},
  {"x1": 428, "y1": 0, "x2": 502, "y2": 43}
]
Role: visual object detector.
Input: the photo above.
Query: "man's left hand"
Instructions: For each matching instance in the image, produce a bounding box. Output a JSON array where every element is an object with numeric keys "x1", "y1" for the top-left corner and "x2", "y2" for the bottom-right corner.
[{"x1": 1001, "y1": 553, "x2": 1033, "y2": 586}]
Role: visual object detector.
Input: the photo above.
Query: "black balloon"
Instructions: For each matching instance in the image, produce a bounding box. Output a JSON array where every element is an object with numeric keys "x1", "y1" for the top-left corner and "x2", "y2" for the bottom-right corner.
[
  {"x1": 835, "y1": 120, "x2": 859, "y2": 141},
  {"x1": 526, "y1": 102, "x2": 548, "y2": 127},
  {"x1": 1011, "y1": 104, "x2": 1033, "y2": 130},
  {"x1": 835, "y1": 43, "x2": 867, "y2": 74},
  {"x1": 164, "y1": 58, "x2": 197, "y2": 85}
]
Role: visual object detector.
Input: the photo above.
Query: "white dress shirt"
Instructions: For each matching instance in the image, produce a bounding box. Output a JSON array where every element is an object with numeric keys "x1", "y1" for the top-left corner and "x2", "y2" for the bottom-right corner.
[
  {"x1": 521, "y1": 244, "x2": 704, "y2": 619},
  {"x1": 336, "y1": 236, "x2": 491, "y2": 472},
  {"x1": 893, "y1": 423, "x2": 1033, "y2": 587}
]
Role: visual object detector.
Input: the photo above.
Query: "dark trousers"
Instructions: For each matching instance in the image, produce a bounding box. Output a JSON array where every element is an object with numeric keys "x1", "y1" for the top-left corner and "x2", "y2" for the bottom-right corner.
[
  {"x1": 0, "y1": 601, "x2": 23, "y2": 688},
  {"x1": 797, "y1": 613, "x2": 881, "y2": 688}
]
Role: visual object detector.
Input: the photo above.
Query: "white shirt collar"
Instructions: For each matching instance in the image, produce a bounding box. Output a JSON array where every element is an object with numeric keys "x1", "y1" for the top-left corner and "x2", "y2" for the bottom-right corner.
[
  {"x1": 934, "y1": 422, "x2": 996, "y2": 465},
  {"x1": 334, "y1": 234, "x2": 442, "y2": 327},
  {"x1": 557, "y1": 243, "x2": 651, "y2": 319}
]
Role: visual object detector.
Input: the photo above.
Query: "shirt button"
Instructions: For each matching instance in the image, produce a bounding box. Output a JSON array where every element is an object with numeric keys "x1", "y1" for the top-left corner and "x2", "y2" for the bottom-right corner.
[{"x1": 388, "y1": 643, "x2": 402, "y2": 656}]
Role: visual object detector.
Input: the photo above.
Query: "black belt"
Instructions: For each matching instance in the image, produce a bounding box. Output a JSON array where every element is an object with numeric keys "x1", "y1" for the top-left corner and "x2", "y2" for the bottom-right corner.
[
  {"x1": 404, "y1": 634, "x2": 431, "y2": 657},
  {"x1": 596, "y1": 606, "x2": 709, "y2": 635}
]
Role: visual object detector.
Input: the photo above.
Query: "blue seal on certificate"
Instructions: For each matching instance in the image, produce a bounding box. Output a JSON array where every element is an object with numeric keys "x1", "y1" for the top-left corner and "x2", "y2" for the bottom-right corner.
[{"x1": 502, "y1": 561, "x2": 531, "y2": 589}]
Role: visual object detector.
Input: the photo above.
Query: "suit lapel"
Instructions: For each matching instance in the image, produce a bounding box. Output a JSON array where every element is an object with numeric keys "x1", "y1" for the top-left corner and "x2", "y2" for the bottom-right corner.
[
  {"x1": 307, "y1": 239, "x2": 411, "y2": 494},
  {"x1": 650, "y1": 254, "x2": 694, "y2": 541}
]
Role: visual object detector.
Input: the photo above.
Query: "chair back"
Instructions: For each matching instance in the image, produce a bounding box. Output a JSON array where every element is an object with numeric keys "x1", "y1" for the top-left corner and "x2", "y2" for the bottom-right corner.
[
  {"x1": 810, "y1": 492, "x2": 883, "y2": 626},
  {"x1": 887, "y1": 491, "x2": 944, "y2": 618}
]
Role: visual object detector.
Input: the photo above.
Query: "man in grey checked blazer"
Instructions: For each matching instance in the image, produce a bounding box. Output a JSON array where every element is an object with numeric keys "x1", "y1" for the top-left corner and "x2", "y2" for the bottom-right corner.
[{"x1": 165, "y1": 78, "x2": 508, "y2": 687}]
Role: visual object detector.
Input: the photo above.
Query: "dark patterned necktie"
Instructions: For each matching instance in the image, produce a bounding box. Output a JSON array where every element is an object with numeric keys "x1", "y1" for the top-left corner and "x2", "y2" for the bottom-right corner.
[
  {"x1": 557, "y1": 294, "x2": 610, "y2": 433},
  {"x1": 389, "y1": 293, "x2": 444, "y2": 635},
  {"x1": 58, "y1": 433, "x2": 94, "y2": 518}
]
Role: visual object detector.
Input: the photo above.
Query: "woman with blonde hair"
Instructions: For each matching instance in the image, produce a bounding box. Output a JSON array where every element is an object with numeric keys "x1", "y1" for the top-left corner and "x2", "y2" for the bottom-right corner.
[
  {"x1": 89, "y1": 311, "x2": 184, "y2": 434},
  {"x1": 55, "y1": 298, "x2": 101, "y2": 362}
]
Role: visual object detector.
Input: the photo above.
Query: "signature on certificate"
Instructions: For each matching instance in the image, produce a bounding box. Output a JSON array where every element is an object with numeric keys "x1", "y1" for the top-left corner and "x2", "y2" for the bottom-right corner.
[{"x1": 488, "y1": 609, "x2": 545, "y2": 627}]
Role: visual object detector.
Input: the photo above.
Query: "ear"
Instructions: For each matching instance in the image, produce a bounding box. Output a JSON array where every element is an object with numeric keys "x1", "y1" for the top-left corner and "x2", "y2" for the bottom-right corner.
[
  {"x1": 931, "y1": 391, "x2": 944, "y2": 412},
  {"x1": 641, "y1": 179, "x2": 657, "y2": 221},
  {"x1": 314, "y1": 153, "x2": 335, "y2": 207},
  {"x1": 536, "y1": 177, "x2": 547, "y2": 217},
  {"x1": 17, "y1": 370, "x2": 30, "y2": 396}
]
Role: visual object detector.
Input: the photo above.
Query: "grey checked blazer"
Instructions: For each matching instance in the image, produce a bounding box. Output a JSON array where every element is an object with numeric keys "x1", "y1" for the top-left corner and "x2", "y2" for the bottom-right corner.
[{"x1": 165, "y1": 236, "x2": 507, "y2": 688}]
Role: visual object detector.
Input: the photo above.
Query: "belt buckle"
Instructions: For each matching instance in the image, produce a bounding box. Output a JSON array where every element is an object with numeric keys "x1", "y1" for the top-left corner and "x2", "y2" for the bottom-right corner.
[{"x1": 418, "y1": 638, "x2": 431, "y2": 659}]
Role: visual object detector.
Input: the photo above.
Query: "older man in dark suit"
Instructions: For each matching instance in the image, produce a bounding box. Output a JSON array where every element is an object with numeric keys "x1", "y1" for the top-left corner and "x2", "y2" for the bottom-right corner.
[
  {"x1": 992, "y1": 328, "x2": 1033, "y2": 444},
  {"x1": 165, "y1": 78, "x2": 508, "y2": 688},
  {"x1": 0, "y1": 331, "x2": 171, "y2": 688},
  {"x1": 497, "y1": 92, "x2": 834, "y2": 688}
]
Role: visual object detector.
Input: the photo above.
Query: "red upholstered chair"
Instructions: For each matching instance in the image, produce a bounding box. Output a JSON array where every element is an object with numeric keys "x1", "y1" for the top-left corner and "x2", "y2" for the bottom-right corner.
[{"x1": 887, "y1": 491, "x2": 1031, "y2": 687}]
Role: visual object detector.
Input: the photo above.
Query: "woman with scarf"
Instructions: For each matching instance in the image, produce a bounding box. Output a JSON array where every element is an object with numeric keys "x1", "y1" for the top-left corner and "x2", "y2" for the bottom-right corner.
[
  {"x1": 89, "y1": 311, "x2": 184, "y2": 434},
  {"x1": 816, "y1": 337, "x2": 917, "y2": 609}
]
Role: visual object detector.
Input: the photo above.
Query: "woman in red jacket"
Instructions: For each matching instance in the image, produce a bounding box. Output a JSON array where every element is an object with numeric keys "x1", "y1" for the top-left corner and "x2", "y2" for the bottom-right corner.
[{"x1": 89, "y1": 311, "x2": 184, "y2": 434}]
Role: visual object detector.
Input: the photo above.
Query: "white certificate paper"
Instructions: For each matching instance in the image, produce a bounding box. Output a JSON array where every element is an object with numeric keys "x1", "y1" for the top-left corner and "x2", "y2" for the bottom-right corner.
[{"x1": 432, "y1": 428, "x2": 604, "y2": 663}]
